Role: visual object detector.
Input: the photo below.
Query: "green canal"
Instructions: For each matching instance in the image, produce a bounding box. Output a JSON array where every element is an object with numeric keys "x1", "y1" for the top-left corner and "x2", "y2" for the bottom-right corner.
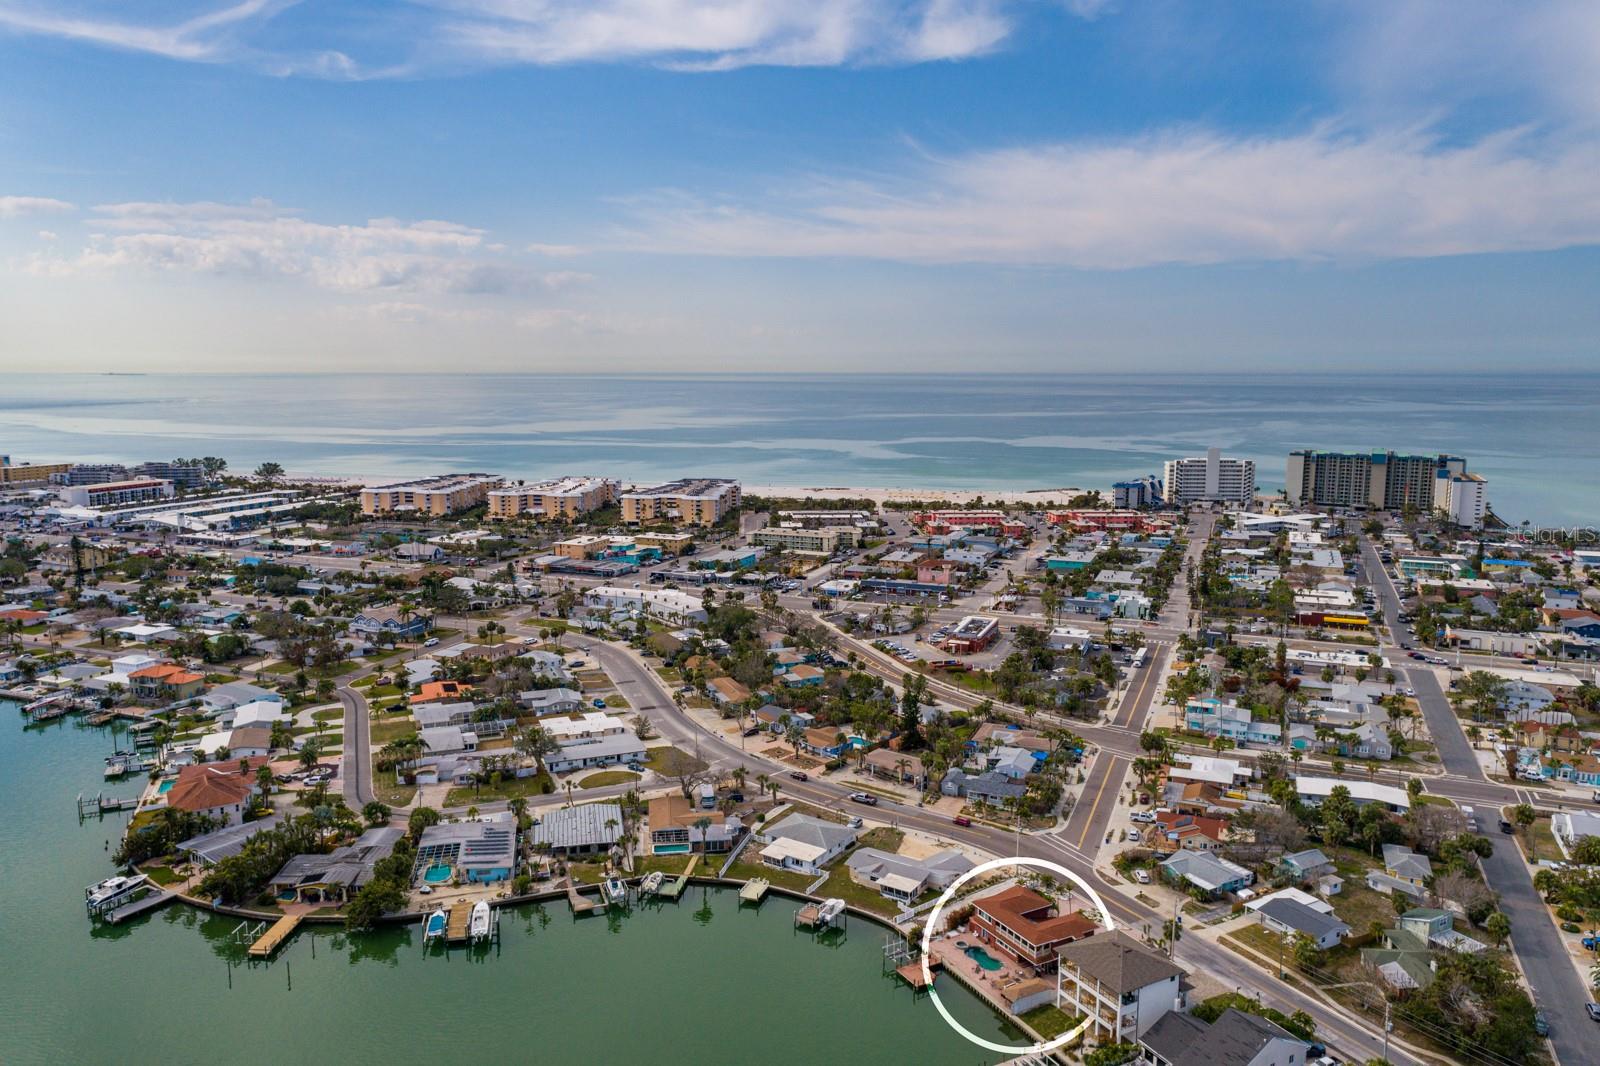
[{"x1": 3, "y1": 702, "x2": 1022, "y2": 1065}]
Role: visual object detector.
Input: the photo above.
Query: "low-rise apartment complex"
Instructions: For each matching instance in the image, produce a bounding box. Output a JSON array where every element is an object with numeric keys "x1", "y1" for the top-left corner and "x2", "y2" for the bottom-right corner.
[
  {"x1": 360, "y1": 473, "x2": 503, "y2": 516},
  {"x1": 61, "y1": 478, "x2": 175, "y2": 508},
  {"x1": 486, "y1": 476, "x2": 619, "y2": 520},
  {"x1": 751, "y1": 525, "x2": 861, "y2": 553},
  {"x1": 621, "y1": 478, "x2": 741, "y2": 527}
]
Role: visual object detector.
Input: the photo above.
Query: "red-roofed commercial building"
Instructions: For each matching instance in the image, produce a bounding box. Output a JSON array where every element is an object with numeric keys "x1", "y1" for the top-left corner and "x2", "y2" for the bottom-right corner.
[
  {"x1": 165, "y1": 760, "x2": 264, "y2": 825},
  {"x1": 968, "y1": 885, "x2": 1098, "y2": 969},
  {"x1": 128, "y1": 662, "x2": 206, "y2": 701},
  {"x1": 912, "y1": 511, "x2": 1028, "y2": 537}
]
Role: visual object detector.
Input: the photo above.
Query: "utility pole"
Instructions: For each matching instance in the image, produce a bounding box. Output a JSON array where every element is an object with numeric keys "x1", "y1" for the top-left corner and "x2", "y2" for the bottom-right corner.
[{"x1": 1382, "y1": 1000, "x2": 1392, "y2": 1065}]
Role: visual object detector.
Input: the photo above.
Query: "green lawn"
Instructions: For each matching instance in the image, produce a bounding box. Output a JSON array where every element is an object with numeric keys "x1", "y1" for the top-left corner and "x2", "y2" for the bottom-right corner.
[
  {"x1": 718, "y1": 859, "x2": 813, "y2": 893},
  {"x1": 1019, "y1": 1005, "x2": 1081, "y2": 1042},
  {"x1": 369, "y1": 716, "x2": 418, "y2": 745},
  {"x1": 643, "y1": 746, "x2": 709, "y2": 775},
  {"x1": 857, "y1": 827, "x2": 904, "y2": 852},
  {"x1": 373, "y1": 768, "x2": 416, "y2": 808},
  {"x1": 579, "y1": 770, "x2": 640, "y2": 789},
  {"x1": 142, "y1": 864, "x2": 183, "y2": 886},
  {"x1": 813, "y1": 864, "x2": 902, "y2": 917},
  {"x1": 443, "y1": 771, "x2": 554, "y2": 807}
]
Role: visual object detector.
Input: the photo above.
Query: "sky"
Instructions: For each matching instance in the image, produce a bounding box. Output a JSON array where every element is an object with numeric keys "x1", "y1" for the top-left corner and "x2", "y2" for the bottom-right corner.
[{"x1": 1, "y1": 0, "x2": 1598, "y2": 373}]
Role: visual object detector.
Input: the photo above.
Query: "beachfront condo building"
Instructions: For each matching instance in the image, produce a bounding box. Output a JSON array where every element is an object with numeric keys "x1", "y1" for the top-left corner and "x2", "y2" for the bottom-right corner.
[
  {"x1": 0, "y1": 457, "x2": 73, "y2": 486},
  {"x1": 487, "y1": 476, "x2": 619, "y2": 520},
  {"x1": 1162, "y1": 448, "x2": 1256, "y2": 506},
  {"x1": 620, "y1": 478, "x2": 741, "y2": 527},
  {"x1": 360, "y1": 473, "x2": 503, "y2": 516},
  {"x1": 1284, "y1": 450, "x2": 1479, "y2": 519},
  {"x1": 60, "y1": 478, "x2": 176, "y2": 508},
  {"x1": 1436, "y1": 471, "x2": 1488, "y2": 529},
  {"x1": 1113, "y1": 475, "x2": 1163, "y2": 509}
]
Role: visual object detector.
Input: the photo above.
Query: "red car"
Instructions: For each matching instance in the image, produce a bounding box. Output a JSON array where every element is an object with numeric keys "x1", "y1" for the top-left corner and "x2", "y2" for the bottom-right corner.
[{"x1": 953, "y1": 816, "x2": 972, "y2": 827}]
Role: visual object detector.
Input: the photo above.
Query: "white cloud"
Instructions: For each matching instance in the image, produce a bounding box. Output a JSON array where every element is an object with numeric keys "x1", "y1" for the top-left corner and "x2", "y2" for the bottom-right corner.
[
  {"x1": 0, "y1": 195, "x2": 75, "y2": 217},
  {"x1": 0, "y1": 0, "x2": 1036, "y2": 74},
  {"x1": 26, "y1": 199, "x2": 579, "y2": 295},
  {"x1": 615, "y1": 127, "x2": 1600, "y2": 267},
  {"x1": 0, "y1": 0, "x2": 289, "y2": 62}
]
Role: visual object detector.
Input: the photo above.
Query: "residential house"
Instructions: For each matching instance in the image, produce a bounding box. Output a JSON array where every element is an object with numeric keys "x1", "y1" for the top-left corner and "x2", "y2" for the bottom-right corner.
[
  {"x1": 967, "y1": 885, "x2": 1098, "y2": 969},
  {"x1": 415, "y1": 818, "x2": 518, "y2": 883},
  {"x1": 518, "y1": 688, "x2": 585, "y2": 715},
  {"x1": 781, "y1": 664, "x2": 825, "y2": 688},
  {"x1": 1185, "y1": 697, "x2": 1282, "y2": 747},
  {"x1": 419, "y1": 725, "x2": 478, "y2": 756},
  {"x1": 846, "y1": 847, "x2": 973, "y2": 903},
  {"x1": 350, "y1": 604, "x2": 433, "y2": 641},
  {"x1": 1366, "y1": 845, "x2": 1432, "y2": 900},
  {"x1": 410, "y1": 680, "x2": 473, "y2": 705},
  {"x1": 648, "y1": 794, "x2": 744, "y2": 854},
  {"x1": 544, "y1": 712, "x2": 628, "y2": 743},
  {"x1": 223, "y1": 726, "x2": 273, "y2": 758},
  {"x1": 1056, "y1": 931, "x2": 1186, "y2": 1042},
  {"x1": 1295, "y1": 776, "x2": 1410, "y2": 813},
  {"x1": 164, "y1": 760, "x2": 263, "y2": 826},
  {"x1": 545, "y1": 734, "x2": 646, "y2": 773},
  {"x1": 176, "y1": 813, "x2": 285, "y2": 867},
  {"x1": 797, "y1": 726, "x2": 849, "y2": 760},
  {"x1": 527, "y1": 803, "x2": 624, "y2": 856},
  {"x1": 862, "y1": 747, "x2": 927, "y2": 789},
  {"x1": 1139, "y1": 1007, "x2": 1309, "y2": 1066},
  {"x1": 412, "y1": 701, "x2": 481, "y2": 730},
  {"x1": 707, "y1": 676, "x2": 752, "y2": 705},
  {"x1": 1553, "y1": 810, "x2": 1600, "y2": 856},
  {"x1": 1159, "y1": 851, "x2": 1254, "y2": 897},
  {"x1": 1255, "y1": 897, "x2": 1350, "y2": 950},
  {"x1": 1278, "y1": 849, "x2": 1335, "y2": 882},
  {"x1": 984, "y1": 745, "x2": 1039, "y2": 781},
  {"x1": 127, "y1": 662, "x2": 205, "y2": 702},
  {"x1": 940, "y1": 768, "x2": 1027, "y2": 806},
  {"x1": 757, "y1": 814, "x2": 857, "y2": 876},
  {"x1": 268, "y1": 826, "x2": 405, "y2": 902},
  {"x1": 202, "y1": 681, "x2": 280, "y2": 717},
  {"x1": 1149, "y1": 811, "x2": 1228, "y2": 853}
]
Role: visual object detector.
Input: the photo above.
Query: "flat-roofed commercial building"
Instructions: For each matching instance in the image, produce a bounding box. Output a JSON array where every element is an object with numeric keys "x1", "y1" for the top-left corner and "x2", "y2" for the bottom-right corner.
[
  {"x1": 487, "y1": 476, "x2": 618, "y2": 520},
  {"x1": 1284, "y1": 450, "x2": 1469, "y2": 513},
  {"x1": 1, "y1": 458, "x2": 74, "y2": 486},
  {"x1": 61, "y1": 478, "x2": 175, "y2": 508},
  {"x1": 621, "y1": 478, "x2": 741, "y2": 527},
  {"x1": 360, "y1": 473, "x2": 502, "y2": 516},
  {"x1": 552, "y1": 534, "x2": 611, "y2": 559},
  {"x1": 630, "y1": 530, "x2": 696, "y2": 555},
  {"x1": 751, "y1": 525, "x2": 860, "y2": 553},
  {"x1": 941, "y1": 615, "x2": 1000, "y2": 653},
  {"x1": 1162, "y1": 447, "x2": 1256, "y2": 506}
]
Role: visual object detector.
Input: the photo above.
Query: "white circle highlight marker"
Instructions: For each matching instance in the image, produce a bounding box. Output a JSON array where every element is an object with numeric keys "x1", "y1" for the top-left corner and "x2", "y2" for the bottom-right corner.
[{"x1": 918, "y1": 857, "x2": 1116, "y2": 1056}]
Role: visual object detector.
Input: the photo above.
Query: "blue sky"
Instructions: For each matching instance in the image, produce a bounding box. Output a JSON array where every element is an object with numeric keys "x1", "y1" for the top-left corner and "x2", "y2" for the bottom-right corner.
[{"x1": 1, "y1": 0, "x2": 1598, "y2": 372}]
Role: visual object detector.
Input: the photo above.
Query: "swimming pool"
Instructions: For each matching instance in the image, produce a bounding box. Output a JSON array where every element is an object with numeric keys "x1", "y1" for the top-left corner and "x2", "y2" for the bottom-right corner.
[
  {"x1": 422, "y1": 864, "x2": 453, "y2": 884},
  {"x1": 964, "y1": 946, "x2": 1003, "y2": 971},
  {"x1": 653, "y1": 844, "x2": 690, "y2": 855},
  {"x1": 157, "y1": 780, "x2": 174, "y2": 795}
]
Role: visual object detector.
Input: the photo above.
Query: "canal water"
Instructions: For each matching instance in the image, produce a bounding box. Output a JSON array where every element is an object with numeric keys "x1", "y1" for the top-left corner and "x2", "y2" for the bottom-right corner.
[{"x1": 2, "y1": 701, "x2": 1020, "y2": 1065}]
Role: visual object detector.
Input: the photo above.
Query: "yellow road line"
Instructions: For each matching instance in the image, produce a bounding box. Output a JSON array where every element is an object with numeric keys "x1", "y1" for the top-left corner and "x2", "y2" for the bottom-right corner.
[{"x1": 1074, "y1": 755, "x2": 1122, "y2": 848}]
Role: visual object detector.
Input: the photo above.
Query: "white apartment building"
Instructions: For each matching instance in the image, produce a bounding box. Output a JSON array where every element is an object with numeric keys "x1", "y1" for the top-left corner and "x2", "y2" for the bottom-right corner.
[
  {"x1": 1162, "y1": 448, "x2": 1255, "y2": 506},
  {"x1": 1055, "y1": 932, "x2": 1187, "y2": 1043},
  {"x1": 1435, "y1": 471, "x2": 1487, "y2": 529},
  {"x1": 60, "y1": 478, "x2": 175, "y2": 508}
]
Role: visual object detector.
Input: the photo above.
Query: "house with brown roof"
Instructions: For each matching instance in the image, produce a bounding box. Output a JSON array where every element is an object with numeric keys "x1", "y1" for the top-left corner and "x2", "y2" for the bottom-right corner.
[
  {"x1": 967, "y1": 884, "x2": 1098, "y2": 970},
  {"x1": 1150, "y1": 811, "x2": 1229, "y2": 853},
  {"x1": 128, "y1": 662, "x2": 206, "y2": 702},
  {"x1": 647, "y1": 794, "x2": 743, "y2": 854},
  {"x1": 863, "y1": 747, "x2": 927, "y2": 788},
  {"x1": 706, "y1": 676, "x2": 751, "y2": 704},
  {"x1": 165, "y1": 760, "x2": 263, "y2": 825},
  {"x1": 799, "y1": 725, "x2": 849, "y2": 759}
]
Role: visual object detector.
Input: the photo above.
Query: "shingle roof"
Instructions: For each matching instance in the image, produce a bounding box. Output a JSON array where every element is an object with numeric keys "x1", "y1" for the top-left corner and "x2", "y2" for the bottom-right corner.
[
  {"x1": 1257, "y1": 897, "x2": 1350, "y2": 940},
  {"x1": 1058, "y1": 930, "x2": 1183, "y2": 993},
  {"x1": 1141, "y1": 1008, "x2": 1304, "y2": 1066}
]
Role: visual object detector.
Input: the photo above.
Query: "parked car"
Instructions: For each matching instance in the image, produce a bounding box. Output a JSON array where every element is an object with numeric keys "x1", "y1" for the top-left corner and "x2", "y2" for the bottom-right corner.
[
  {"x1": 1127, "y1": 829, "x2": 1141, "y2": 842},
  {"x1": 1533, "y1": 1010, "x2": 1549, "y2": 1036},
  {"x1": 742, "y1": 726, "x2": 762, "y2": 737},
  {"x1": 1586, "y1": 1002, "x2": 1600, "y2": 1022},
  {"x1": 953, "y1": 816, "x2": 972, "y2": 827},
  {"x1": 1500, "y1": 819, "x2": 1515, "y2": 834},
  {"x1": 848, "y1": 792, "x2": 878, "y2": 806},
  {"x1": 422, "y1": 637, "x2": 440, "y2": 647},
  {"x1": 847, "y1": 816, "x2": 864, "y2": 829}
]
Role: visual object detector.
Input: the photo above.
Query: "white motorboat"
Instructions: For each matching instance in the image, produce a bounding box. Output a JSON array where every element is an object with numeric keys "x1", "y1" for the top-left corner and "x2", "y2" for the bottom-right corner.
[{"x1": 469, "y1": 900, "x2": 493, "y2": 943}]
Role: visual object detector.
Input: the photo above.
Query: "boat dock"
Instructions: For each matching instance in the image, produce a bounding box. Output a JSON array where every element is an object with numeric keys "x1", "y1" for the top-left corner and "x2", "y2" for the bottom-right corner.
[
  {"x1": 76, "y1": 791, "x2": 140, "y2": 820},
  {"x1": 445, "y1": 900, "x2": 474, "y2": 943},
  {"x1": 248, "y1": 913, "x2": 303, "y2": 958},
  {"x1": 795, "y1": 897, "x2": 847, "y2": 931},
  {"x1": 739, "y1": 878, "x2": 770, "y2": 904},
  {"x1": 105, "y1": 889, "x2": 176, "y2": 924},
  {"x1": 566, "y1": 878, "x2": 600, "y2": 915},
  {"x1": 894, "y1": 958, "x2": 941, "y2": 989}
]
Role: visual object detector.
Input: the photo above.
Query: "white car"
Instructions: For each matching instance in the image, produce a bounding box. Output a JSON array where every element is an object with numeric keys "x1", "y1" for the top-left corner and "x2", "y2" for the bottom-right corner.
[
  {"x1": 1127, "y1": 829, "x2": 1141, "y2": 842},
  {"x1": 1134, "y1": 869, "x2": 1151, "y2": 884},
  {"x1": 422, "y1": 637, "x2": 440, "y2": 647}
]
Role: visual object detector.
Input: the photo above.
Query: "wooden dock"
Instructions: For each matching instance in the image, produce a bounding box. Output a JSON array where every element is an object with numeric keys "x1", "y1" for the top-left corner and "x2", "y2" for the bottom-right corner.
[
  {"x1": 445, "y1": 901, "x2": 474, "y2": 942},
  {"x1": 895, "y1": 958, "x2": 941, "y2": 989},
  {"x1": 248, "y1": 913, "x2": 303, "y2": 958},
  {"x1": 104, "y1": 888, "x2": 176, "y2": 924},
  {"x1": 739, "y1": 878, "x2": 770, "y2": 904},
  {"x1": 566, "y1": 878, "x2": 600, "y2": 915}
]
